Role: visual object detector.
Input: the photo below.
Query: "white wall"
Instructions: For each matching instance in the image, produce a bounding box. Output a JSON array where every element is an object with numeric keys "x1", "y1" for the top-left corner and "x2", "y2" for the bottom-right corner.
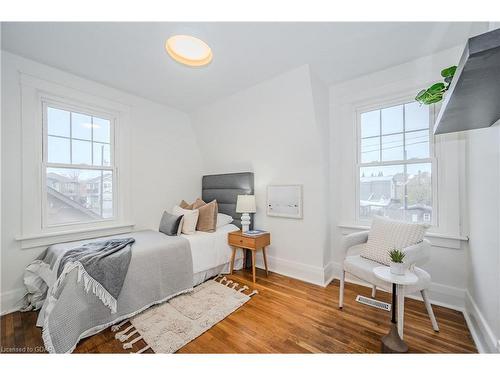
[
  {"x1": 329, "y1": 46, "x2": 470, "y2": 308},
  {"x1": 464, "y1": 124, "x2": 500, "y2": 353},
  {"x1": 1, "y1": 51, "x2": 203, "y2": 313},
  {"x1": 190, "y1": 65, "x2": 332, "y2": 285},
  {"x1": 310, "y1": 70, "x2": 332, "y2": 270},
  {"x1": 0, "y1": 25, "x2": 3, "y2": 315}
]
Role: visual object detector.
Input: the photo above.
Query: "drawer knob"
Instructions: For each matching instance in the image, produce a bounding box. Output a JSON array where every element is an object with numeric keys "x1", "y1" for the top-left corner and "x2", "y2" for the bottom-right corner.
[{"x1": 239, "y1": 239, "x2": 243, "y2": 243}]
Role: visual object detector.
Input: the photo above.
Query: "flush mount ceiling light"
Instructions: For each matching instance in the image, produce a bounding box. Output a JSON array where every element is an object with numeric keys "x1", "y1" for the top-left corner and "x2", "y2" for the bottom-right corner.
[{"x1": 165, "y1": 35, "x2": 212, "y2": 67}]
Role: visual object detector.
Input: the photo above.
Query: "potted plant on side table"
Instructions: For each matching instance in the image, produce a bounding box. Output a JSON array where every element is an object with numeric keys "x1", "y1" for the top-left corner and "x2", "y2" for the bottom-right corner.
[{"x1": 388, "y1": 248, "x2": 406, "y2": 275}]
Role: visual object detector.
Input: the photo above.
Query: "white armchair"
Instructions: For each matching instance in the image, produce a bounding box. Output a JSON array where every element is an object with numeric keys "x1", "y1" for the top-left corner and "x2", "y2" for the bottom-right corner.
[{"x1": 339, "y1": 230, "x2": 439, "y2": 333}]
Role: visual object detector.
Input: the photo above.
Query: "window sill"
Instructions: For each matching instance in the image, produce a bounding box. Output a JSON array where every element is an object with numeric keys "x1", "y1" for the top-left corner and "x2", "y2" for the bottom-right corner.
[
  {"x1": 338, "y1": 223, "x2": 468, "y2": 250},
  {"x1": 16, "y1": 223, "x2": 135, "y2": 250}
]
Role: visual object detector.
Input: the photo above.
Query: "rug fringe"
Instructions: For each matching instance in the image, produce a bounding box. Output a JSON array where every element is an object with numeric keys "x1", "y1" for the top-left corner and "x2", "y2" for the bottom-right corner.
[
  {"x1": 136, "y1": 345, "x2": 151, "y2": 354},
  {"x1": 115, "y1": 325, "x2": 134, "y2": 341},
  {"x1": 123, "y1": 334, "x2": 142, "y2": 349},
  {"x1": 111, "y1": 320, "x2": 129, "y2": 332},
  {"x1": 214, "y1": 276, "x2": 257, "y2": 298},
  {"x1": 119, "y1": 329, "x2": 138, "y2": 343}
]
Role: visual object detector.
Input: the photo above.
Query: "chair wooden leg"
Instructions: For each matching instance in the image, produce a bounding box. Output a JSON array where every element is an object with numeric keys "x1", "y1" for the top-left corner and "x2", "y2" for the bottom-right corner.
[
  {"x1": 397, "y1": 285, "x2": 405, "y2": 339},
  {"x1": 371, "y1": 285, "x2": 377, "y2": 298},
  {"x1": 262, "y1": 247, "x2": 269, "y2": 276},
  {"x1": 421, "y1": 289, "x2": 439, "y2": 332},
  {"x1": 339, "y1": 270, "x2": 345, "y2": 309}
]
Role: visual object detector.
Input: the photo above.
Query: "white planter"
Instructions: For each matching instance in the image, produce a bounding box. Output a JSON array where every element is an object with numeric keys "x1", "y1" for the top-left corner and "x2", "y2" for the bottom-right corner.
[{"x1": 390, "y1": 261, "x2": 406, "y2": 275}]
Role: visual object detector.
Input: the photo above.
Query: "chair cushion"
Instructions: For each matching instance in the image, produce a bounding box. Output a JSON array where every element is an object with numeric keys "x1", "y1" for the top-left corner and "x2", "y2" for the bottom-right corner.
[
  {"x1": 344, "y1": 255, "x2": 431, "y2": 294},
  {"x1": 361, "y1": 216, "x2": 427, "y2": 265}
]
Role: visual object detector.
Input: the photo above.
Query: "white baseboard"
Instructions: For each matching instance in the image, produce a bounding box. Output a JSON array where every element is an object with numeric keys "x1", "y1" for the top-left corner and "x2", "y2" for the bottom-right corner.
[
  {"x1": 326, "y1": 261, "x2": 466, "y2": 310},
  {"x1": 254, "y1": 254, "x2": 328, "y2": 286},
  {"x1": 417, "y1": 281, "x2": 466, "y2": 311},
  {"x1": 464, "y1": 290, "x2": 499, "y2": 353},
  {"x1": 322, "y1": 261, "x2": 337, "y2": 287},
  {"x1": 1, "y1": 288, "x2": 25, "y2": 316}
]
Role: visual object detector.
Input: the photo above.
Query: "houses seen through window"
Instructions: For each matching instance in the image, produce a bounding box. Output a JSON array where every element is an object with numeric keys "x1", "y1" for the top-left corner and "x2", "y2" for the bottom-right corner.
[
  {"x1": 358, "y1": 101, "x2": 433, "y2": 224},
  {"x1": 44, "y1": 104, "x2": 114, "y2": 226}
]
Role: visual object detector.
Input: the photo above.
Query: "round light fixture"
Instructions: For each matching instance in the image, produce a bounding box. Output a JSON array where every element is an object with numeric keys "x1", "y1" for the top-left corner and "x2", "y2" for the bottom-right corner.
[{"x1": 165, "y1": 35, "x2": 212, "y2": 67}]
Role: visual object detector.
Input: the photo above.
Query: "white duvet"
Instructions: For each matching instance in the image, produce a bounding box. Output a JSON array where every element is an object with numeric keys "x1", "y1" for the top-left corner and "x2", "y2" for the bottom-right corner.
[{"x1": 184, "y1": 223, "x2": 243, "y2": 274}]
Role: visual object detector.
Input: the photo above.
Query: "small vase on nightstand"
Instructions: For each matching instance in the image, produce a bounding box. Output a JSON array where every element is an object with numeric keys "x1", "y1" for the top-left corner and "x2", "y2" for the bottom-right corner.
[{"x1": 390, "y1": 261, "x2": 406, "y2": 275}]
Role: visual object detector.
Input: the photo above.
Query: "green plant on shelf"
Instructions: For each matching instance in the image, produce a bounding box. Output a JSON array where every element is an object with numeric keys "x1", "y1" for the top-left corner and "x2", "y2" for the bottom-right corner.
[
  {"x1": 388, "y1": 248, "x2": 406, "y2": 263},
  {"x1": 415, "y1": 66, "x2": 457, "y2": 105}
]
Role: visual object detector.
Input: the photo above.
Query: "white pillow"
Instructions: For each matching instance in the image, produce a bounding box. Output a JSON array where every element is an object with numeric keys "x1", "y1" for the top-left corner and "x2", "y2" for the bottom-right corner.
[
  {"x1": 177, "y1": 216, "x2": 184, "y2": 236},
  {"x1": 172, "y1": 205, "x2": 199, "y2": 235},
  {"x1": 361, "y1": 216, "x2": 427, "y2": 265},
  {"x1": 216, "y1": 213, "x2": 233, "y2": 228}
]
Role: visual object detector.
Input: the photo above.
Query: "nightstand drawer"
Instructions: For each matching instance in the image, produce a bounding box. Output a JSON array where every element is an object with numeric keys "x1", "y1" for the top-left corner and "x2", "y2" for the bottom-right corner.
[{"x1": 228, "y1": 235, "x2": 256, "y2": 249}]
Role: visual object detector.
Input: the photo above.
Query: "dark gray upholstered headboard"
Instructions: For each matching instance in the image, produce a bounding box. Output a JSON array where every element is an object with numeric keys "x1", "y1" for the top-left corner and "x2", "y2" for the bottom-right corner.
[{"x1": 202, "y1": 172, "x2": 254, "y2": 229}]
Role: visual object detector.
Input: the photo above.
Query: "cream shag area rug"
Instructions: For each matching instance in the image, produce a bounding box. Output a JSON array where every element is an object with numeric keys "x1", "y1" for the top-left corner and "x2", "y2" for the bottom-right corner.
[{"x1": 112, "y1": 276, "x2": 257, "y2": 353}]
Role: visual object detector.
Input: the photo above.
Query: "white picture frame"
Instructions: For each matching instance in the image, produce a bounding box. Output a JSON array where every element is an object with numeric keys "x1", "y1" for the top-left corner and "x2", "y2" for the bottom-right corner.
[{"x1": 266, "y1": 185, "x2": 303, "y2": 219}]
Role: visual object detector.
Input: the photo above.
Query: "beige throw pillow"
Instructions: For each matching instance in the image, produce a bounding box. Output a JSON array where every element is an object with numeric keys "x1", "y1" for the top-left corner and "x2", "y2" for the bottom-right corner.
[
  {"x1": 192, "y1": 198, "x2": 218, "y2": 232},
  {"x1": 360, "y1": 216, "x2": 427, "y2": 265},
  {"x1": 179, "y1": 200, "x2": 194, "y2": 210},
  {"x1": 191, "y1": 198, "x2": 205, "y2": 209},
  {"x1": 172, "y1": 205, "x2": 199, "y2": 235}
]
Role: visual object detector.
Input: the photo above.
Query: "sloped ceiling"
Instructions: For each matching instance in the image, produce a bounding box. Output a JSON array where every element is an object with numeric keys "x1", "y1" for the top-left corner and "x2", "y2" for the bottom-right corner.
[{"x1": 1, "y1": 22, "x2": 488, "y2": 112}]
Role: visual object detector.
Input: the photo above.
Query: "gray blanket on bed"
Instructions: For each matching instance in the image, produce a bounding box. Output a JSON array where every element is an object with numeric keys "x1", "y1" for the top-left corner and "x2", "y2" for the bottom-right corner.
[
  {"x1": 56, "y1": 237, "x2": 135, "y2": 312},
  {"x1": 23, "y1": 230, "x2": 193, "y2": 353}
]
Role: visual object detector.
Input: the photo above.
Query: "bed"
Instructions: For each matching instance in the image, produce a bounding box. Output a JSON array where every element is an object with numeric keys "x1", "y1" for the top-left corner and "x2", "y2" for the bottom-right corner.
[
  {"x1": 23, "y1": 172, "x2": 254, "y2": 353},
  {"x1": 196, "y1": 171, "x2": 255, "y2": 273},
  {"x1": 190, "y1": 171, "x2": 255, "y2": 284},
  {"x1": 189, "y1": 224, "x2": 243, "y2": 285}
]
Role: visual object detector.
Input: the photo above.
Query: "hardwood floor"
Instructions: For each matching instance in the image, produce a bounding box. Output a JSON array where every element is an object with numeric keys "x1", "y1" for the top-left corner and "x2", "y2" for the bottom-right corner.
[{"x1": 0, "y1": 269, "x2": 477, "y2": 353}]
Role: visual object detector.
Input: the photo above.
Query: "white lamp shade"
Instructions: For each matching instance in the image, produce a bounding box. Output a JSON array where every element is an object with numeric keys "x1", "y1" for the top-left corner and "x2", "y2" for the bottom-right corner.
[{"x1": 236, "y1": 195, "x2": 256, "y2": 213}]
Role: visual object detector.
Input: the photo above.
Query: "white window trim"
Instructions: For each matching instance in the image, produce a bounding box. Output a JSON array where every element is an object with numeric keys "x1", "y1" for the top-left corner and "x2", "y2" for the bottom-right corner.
[
  {"x1": 41, "y1": 97, "x2": 117, "y2": 228},
  {"x1": 18, "y1": 73, "x2": 133, "y2": 249},
  {"x1": 354, "y1": 94, "x2": 439, "y2": 227}
]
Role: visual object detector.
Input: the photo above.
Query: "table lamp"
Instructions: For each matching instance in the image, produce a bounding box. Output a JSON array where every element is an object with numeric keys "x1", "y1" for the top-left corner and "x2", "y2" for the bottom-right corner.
[{"x1": 236, "y1": 195, "x2": 256, "y2": 233}]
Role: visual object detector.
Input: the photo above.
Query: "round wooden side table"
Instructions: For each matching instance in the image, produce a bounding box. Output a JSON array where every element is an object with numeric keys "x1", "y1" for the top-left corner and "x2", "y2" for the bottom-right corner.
[{"x1": 373, "y1": 266, "x2": 418, "y2": 353}]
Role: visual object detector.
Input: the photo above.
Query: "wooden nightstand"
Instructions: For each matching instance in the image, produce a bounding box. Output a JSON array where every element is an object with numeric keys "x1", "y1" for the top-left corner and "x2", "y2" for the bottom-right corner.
[{"x1": 228, "y1": 230, "x2": 271, "y2": 283}]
